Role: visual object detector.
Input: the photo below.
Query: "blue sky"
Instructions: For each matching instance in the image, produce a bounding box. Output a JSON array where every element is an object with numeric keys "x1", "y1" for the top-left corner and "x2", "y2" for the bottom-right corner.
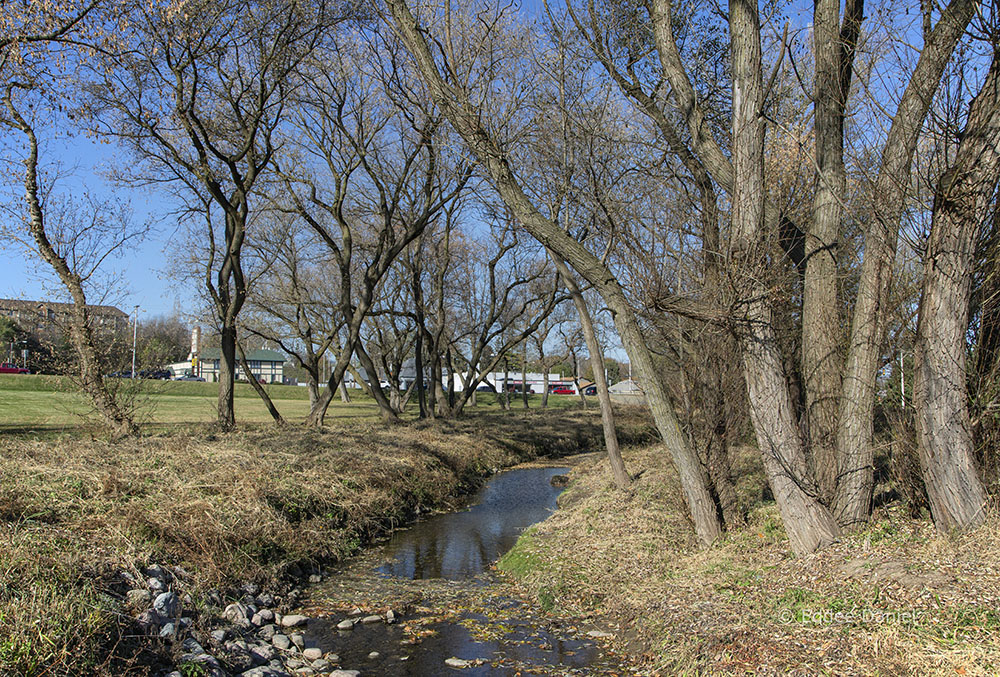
[{"x1": 1, "y1": 131, "x2": 190, "y2": 319}]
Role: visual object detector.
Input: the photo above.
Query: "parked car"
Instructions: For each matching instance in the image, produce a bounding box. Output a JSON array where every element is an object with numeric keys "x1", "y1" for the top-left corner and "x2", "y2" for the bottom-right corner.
[
  {"x1": 550, "y1": 386, "x2": 574, "y2": 395},
  {"x1": 175, "y1": 375, "x2": 206, "y2": 382},
  {"x1": 475, "y1": 384, "x2": 494, "y2": 392},
  {"x1": 139, "y1": 369, "x2": 172, "y2": 380},
  {"x1": 107, "y1": 370, "x2": 133, "y2": 378},
  {"x1": 0, "y1": 363, "x2": 29, "y2": 374},
  {"x1": 583, "y1": 385, "x2": 597, "y2": 396}
]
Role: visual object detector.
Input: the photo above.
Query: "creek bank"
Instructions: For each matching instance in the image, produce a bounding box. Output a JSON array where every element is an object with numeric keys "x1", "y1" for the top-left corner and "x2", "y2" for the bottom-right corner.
[
  {"x1": 498, "y1": 443, "x2": 1000, "y2": 674},
  {"x1": 0, "y1": 409, "x2": 662, "y2": 675}
]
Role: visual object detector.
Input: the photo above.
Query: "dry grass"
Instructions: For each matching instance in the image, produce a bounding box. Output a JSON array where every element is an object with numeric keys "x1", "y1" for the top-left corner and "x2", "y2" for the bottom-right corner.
[
  {"x1": 0, "y1": 407, "x2": 629, "y2": 676},
  {"x1": 499, "y1": 443, "x2": 1000, "y2": 676}
]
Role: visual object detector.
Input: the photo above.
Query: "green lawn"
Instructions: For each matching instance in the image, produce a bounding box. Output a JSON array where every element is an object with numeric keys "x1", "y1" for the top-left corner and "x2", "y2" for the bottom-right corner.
[{"x1": 0, "y1": 374, "x2": 577, "y2": 431}]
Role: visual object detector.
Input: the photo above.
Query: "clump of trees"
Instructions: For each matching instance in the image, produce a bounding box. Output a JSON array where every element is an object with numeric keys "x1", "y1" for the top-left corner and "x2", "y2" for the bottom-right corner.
[{"x1": 4, "y1": 0, "x2": 1000, "y2": 550}]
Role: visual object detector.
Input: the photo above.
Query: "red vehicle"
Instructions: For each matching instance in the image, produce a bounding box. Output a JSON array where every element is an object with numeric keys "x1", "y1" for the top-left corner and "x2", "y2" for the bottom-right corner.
[
  {"x1": 0, "y1": 363, "x2": 29, "y2": 374},
  {"x1": 550, "y1": 386, "x2": 574, "y2": 395}
]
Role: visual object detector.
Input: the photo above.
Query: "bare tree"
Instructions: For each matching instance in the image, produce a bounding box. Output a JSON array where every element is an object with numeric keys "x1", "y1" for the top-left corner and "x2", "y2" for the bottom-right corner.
[
  {"x1": 1, "y1": 0, "x2": 139, "y2": 438},
  {"x1": 89, "y1": 0, "x2": 338, "y2": 429},
  {"x1": 913, "y1": 43, "x2": 1000, "y2": 532}
]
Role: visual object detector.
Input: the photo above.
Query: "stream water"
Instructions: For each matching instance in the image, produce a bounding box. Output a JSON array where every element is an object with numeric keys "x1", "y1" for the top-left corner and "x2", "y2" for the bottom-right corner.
[{"x1": 298, "y1": 463, "x2": 632, "y2": 676}]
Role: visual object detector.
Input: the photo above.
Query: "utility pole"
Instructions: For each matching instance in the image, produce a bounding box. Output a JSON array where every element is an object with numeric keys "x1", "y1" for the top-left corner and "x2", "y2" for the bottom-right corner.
[{"x1": 131, "y1": 305, "x2": 139, "y2": 379}]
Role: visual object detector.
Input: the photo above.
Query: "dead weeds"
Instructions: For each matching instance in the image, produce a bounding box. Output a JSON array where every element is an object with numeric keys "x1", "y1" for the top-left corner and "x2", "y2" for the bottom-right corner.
[
  {"x1": 499, "y1": 443, "x2": 1000, "y2": 676},
  {"x1": 0, "y1": 407, "x2": 611, "y2": 676}
]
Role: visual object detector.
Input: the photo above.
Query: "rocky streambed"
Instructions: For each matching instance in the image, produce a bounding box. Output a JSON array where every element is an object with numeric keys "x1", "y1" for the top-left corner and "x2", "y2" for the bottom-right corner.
[{"x1": 133, "y1": 460, "x2": 633, "y2": 676}]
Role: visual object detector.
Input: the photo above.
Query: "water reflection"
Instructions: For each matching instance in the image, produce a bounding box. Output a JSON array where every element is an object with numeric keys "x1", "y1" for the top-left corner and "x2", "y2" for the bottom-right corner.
[{"x1": 374, "y1": 466, "x2": 569, "y2": 579}]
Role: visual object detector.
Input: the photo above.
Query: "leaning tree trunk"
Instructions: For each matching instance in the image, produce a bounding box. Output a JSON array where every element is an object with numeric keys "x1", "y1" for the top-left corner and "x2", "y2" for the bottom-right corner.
[
  {"x1": 553, "y1": 256, "x2": 630, "y2": 489},
  {"x1": 913, "y1": 51, "x2": 1000, "y2": 533},
  {"x1": 835, "y1": 0, "x2": 977, "y2": 528},
  {"x1": 237, "y1": 339, "x2": 284, "y2": 425},
  {"x1": 728, "y1": 0, "x2": 839, "y2": 554}
]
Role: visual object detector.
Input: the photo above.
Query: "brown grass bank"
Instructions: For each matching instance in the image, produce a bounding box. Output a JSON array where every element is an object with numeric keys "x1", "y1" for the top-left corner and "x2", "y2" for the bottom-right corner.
[
  {"x1": 499, "y1": 443, "x2": 1000, "y2": 676},
  {"x1": 0, "y1": 407, "x2": 655, "y2": 675}
]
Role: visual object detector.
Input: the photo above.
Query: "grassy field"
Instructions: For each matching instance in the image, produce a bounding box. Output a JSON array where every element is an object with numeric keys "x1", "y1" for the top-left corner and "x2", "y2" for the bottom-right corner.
[{"x1": 0, "y1": 373, "x2": 574, "y2": 431}]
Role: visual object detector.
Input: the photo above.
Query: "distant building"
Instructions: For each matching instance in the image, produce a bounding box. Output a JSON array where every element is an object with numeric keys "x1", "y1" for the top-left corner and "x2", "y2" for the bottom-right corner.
[
  {"x1": 608, "y1": 378, "x2": 646, "y2": 405},
  {"x1": 196, "y1": 348, "x2": 286, "y2": 384},
  {"x1": 0, "y1": 297, "x2": 129, "y2": 338}
]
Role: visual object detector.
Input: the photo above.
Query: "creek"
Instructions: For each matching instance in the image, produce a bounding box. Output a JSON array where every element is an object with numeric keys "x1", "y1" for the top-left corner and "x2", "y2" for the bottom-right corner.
[{"x1": 297, "y1": 463, "x2": 630, "y2": 676}]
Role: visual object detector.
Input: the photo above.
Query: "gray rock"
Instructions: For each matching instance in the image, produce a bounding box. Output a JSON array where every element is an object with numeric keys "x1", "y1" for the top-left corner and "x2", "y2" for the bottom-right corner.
[
  {"x1": 242, "y1": 581, "x2": 261, "y2": 596},
  {"x1": 385, "y1": 609, "x2": 396, "y2": 624},
  {"x1": 336, "y1": 619, "x2": 354, "y2": 631},
  {"x1": 154, "y1": 591, "x2": 180, "y2": 619},
  {"x1": 308, "y1": 574, "x2": 322, "y2": 583},
  {"x1": 148, "y1": 577, "x2": 166, "y2": 593},
  {"x1": 280, "y1": 614, "x2": 308, "y2": 628},
  {"x1": 251, "y1": 612, "x2": 264, "y2": 627},
  {"x1": 144, "y1": 564, "x2": 172, "y2": 582},
  {"x1": 249, "y1": 644, "x2": 275, "y2": 664},
  {"x1": 272, "y1": 634, "x2": 291, "y2": 650},
  {"x1": 225, "y1": 639, "x2": 250, "y2": 653},
  {"x1": 586, "y1": 630, "x2": 614, "y2": 639},
  {"x1": 210, "y1": 629, "x2": 228, "y2": 644},
  {"x1": 445, "y1": 657, "x2": 472, "y2": 668},
  {"x1": 126, "y1": 588, "x2": 152, "y2": 608},
  {"x1": 256, "y1": 593, "x2": 275, "y2": 607},
  {"x1": 257, "y1": 609, "x2": 275, "y2": 623},
  {"x1": 284, "y1": 658, "x2": 304, "y2": 669},
  {"x1": 328, "y1": 672, "x2": 361, "y2": 677},
  {"x1": 135, "y1": 609, "x2": 162, "y2": 633},
  {"x1": 164, "y1": 672, "x2": 183, "y2": 677},
  {"x1": 158, "y1": 622, "x2": 177, "y2": 639},
  {"x1": 180, "y1": 616, "x2": 192, "y2": 628},
  {"x1": 178, "y1": 652, "x2": 220, "y2": 671},
  {"x1": 290, "y1": 633, "x2": 304, "y2": 650},
  {"x1": 360, "y1": 615, "x2": 382, "y2": 624},
  {"x1": 182, "y1": 637, "x2": 206, "y2": 655},
  {"x1": 367, "y1": 651, "x2": 380, "y2": 659},
  {"x1": 241, "y1": 667, "x2": 288, "y2": 677},
  {"x1": 224, "y1": 602, "x2": 254, "y2": 627},
  {"x1": 311, "y1": 659, "x2": 331, "y2": 671},
  {"x1": 258, "y1": 624, "x2": 276, "y2": 641},
  {"x1": 302, "y1": 648, "x2": 322, "y2": 661}
]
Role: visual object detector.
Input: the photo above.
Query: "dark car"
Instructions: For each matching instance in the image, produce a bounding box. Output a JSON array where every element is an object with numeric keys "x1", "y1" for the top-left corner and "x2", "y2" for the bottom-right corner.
[
  {"x1": 0, "y1": 362, "x2": 29, "y2": 374},
  {"x1": 583, "y1": 385, "x2": 597, "y2": 396},
  {"x1": 139, "y1": 369, "x2": 172, "y2": 380}
]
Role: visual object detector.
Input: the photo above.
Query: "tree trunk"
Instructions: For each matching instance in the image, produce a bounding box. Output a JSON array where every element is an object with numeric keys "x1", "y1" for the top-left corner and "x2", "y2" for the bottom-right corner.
[
  {"x1": 728, "y1": 0, "x2": 839, "y2": 554},
  {"x1": 803, "y1": 0, "x2": 861, "y2": 504},
  {"x1": 836, "y1": 0, "x2": 977, "y2": 527},
  {"x1": 237, "y1": 339, "x2": 284, "y2": 425},
  {"x1": 553, "y1": 256, "x2": 630, "y2": 489},
  {"x1": 521, "y1": 342, "x2": 529, "y2": 408},
  {"x1": 542, "y1": 365, "x2": 550, "y2": 407},
  {"x1": 913, "y1": 52, "x2": 1000, "y2": 533},
  {"x1": 340, "y1": 380, "x2": 351, "y2": 402},
  {"x1": 218, "y1": 324, "x2": 237, "y2": 430},
  {"x1": 355, "y1": 341, "x2": 399, "y2": 422}
]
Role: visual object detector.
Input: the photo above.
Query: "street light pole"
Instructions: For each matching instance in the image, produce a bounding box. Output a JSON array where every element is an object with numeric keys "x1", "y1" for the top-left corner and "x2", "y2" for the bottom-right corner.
[{"x1": 131, "y1": 305, "x2": 139, "y2": 379}]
